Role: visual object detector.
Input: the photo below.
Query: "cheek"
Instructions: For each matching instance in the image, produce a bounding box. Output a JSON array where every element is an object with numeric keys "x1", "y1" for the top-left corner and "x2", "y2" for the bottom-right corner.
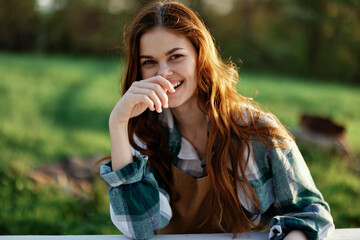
[{"x1": 177, "y1": 61, "x2": 196, "y2": 77}]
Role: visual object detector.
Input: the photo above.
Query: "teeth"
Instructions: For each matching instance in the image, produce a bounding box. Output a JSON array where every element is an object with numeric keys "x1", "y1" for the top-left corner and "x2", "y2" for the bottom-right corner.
[{"x1": 171, "y1": 81, "x2": 182, "y2": 88}]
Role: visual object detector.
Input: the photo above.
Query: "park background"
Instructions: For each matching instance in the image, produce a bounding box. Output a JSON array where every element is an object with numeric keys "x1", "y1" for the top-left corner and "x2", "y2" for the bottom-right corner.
[{"x1": 0, "y1": 0, "x2": 359, "y2": 234}]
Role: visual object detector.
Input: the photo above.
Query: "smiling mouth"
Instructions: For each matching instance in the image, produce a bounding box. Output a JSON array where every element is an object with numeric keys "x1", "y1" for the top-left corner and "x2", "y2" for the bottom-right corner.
[{"x1": 171, "y1": 81, "x2": 183, "y2": 89}]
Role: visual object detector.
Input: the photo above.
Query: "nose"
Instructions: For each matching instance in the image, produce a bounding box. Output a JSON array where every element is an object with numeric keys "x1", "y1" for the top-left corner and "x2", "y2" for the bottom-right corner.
[{"x1": 157, "y1": 63, "x2": 173, "y2": 78}]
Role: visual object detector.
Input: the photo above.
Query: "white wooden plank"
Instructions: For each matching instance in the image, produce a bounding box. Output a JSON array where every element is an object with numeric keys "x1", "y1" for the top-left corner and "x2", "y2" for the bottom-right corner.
[{"x1": 0, "y1": 229, "x2": 359, "y2": 240}]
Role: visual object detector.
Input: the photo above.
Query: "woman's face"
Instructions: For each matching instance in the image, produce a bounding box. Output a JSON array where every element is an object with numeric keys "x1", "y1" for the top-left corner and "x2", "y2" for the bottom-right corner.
[{"x1": 139, "y1": 27, "x2": 198, "y2": 109}]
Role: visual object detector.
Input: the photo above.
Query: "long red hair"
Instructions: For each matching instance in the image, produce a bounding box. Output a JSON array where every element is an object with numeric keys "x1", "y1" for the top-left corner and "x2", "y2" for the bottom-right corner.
[{"x1": 119, "y1": 0, "x2": 292, "y2": 235}]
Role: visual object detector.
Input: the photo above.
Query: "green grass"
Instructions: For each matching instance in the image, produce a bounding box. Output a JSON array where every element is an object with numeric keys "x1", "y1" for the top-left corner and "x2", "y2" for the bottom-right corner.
[
  {"x1": 0, "y1": 52, "x2": 122, "y2": 234},
  {"x1": 0, "y1": 53, "x2": 122, "y2": 167},
  {"x1": 0, "y1": 52, "x2": 359, "y2": 234},
  {"x1": 238, "y1": 72, "x2": 360, "y2": 152}
]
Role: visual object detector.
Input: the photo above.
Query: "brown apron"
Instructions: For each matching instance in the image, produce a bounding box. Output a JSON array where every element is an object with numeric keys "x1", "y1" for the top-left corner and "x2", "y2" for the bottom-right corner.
[{"x1": 156, "y1": 165, "x2": 233, "y2": 234}]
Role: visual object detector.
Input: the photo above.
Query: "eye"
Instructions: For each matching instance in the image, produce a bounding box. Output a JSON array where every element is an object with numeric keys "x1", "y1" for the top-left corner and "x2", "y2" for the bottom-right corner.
[
  {"x1": 170, "y1": 54, "x2": 184, "y2": 61},
  {"x1": 142, "y1": 60, "x2": 157, "y2": 66}
]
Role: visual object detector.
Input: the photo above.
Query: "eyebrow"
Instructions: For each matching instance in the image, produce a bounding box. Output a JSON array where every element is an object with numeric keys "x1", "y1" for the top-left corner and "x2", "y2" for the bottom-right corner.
[
  {"x1": 166, "y1": 47, "x2": 184, "y2": 56},
  {"x1": 139, "y1": 47, "x2": 184, "y2": 59}
]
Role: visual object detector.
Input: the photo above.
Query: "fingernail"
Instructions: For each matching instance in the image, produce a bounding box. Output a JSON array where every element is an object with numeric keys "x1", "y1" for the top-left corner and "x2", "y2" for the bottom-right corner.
[{"x1": 165, "y1": 104, "x2": 168, "y2": 108}]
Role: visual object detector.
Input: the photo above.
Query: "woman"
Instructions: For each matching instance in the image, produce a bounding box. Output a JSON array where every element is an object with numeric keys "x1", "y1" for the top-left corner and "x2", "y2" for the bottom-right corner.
[{"x1": 100, "y1": 1, "x2": 334, "y2": 240}]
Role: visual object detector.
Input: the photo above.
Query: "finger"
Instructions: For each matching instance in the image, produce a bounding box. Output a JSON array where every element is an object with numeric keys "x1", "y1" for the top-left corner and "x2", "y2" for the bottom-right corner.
[
  {"x1": 132, "y1": 88, "x2": 163, "y2": 112},
  {"x1": 142, "y1": 76, "x2": 176, "y2": 93},
  {"x1": 131, "y1": 93, "x2": 155, "y2": 112},
  {"x1": 131, "y1": 81, "x2": 168, "y2": 107},
  {"x1": 132, "y1": 82, "x2": 168, "y2": 108}
]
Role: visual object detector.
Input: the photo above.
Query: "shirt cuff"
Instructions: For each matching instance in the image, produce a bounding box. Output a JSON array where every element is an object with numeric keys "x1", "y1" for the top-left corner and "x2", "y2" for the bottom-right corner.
[
  {"x1": 100, "y1": 150, "x2": 148, "y2": 187},
  {"x1": 269, "y1": 223, "x2": 286, "y2": 240},
  {"x1": 269, "y1": 216, "x2": 319, "y2": 240}
]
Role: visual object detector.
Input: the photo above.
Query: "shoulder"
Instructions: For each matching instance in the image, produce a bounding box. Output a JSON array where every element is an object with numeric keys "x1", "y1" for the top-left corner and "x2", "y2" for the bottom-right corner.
[
  {"x1": 231, "y1": 103, "x2": 296, "y2": 160},
  {"x1": 232, "y1": 103, "x2": 284, "y2": 131}
]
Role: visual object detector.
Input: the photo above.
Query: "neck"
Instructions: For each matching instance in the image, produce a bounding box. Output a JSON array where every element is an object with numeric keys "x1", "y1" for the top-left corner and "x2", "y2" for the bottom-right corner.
[
  {"x1": 170, "y1": 97, "x2": 208, "y2": 158},
  {"x1": 170, "y1": 101, "x2": 207, "y2": 138}
]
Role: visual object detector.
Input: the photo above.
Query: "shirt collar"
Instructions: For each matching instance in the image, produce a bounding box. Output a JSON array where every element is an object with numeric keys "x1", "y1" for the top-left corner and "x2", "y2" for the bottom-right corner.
[
  {"x1": 158, "y1": 108, "x2": 203, "y2": 161},
  {"x1": 158, "y1": 109, "x2": 182, "y2": 159}
]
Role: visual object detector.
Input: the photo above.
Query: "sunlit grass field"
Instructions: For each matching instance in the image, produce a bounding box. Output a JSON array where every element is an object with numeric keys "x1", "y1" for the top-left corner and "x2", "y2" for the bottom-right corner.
[{"x1": 0, "y1": 52, "x2": 359, "y2": 234}]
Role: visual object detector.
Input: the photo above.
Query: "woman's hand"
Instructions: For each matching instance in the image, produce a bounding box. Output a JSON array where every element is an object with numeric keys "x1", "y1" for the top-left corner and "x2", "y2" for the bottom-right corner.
[
  {"x1": 284, "y1": 230, "x2": 309, "y2": 240},
  {"x1": 109, "y1": 75, "x2": 175, "y2": 125},
  {"x1": 108, "y1": 76, "x2": 175, "y2": 170}
]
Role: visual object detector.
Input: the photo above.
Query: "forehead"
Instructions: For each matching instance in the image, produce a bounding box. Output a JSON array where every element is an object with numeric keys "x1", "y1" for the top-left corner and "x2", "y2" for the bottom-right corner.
[{"x1": 139, "y1": 27, "x2": 193, "y2": 55}]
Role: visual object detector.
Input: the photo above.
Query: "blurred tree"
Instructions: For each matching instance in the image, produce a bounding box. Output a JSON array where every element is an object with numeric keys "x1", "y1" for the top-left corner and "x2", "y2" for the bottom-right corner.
[
  {"x1": 280, "y1": 0, "x2": 360, "y2": 82},
  {"x1": 0, "y1": 0, "x2": 359, "y2": 83},
  {"x1": 0, "y1": 0, "x2": 39, "y2": 51},
  {"x1": 35, "y1": 0, "x2": 133, "y2": 54}
]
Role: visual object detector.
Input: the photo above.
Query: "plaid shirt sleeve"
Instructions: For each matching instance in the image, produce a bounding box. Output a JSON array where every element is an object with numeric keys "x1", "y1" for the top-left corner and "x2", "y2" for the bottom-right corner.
[
  {"x1": 267, "y1": 142, "x2": 335, "y2": 240},
  {"x1": 100, "y1": 150, "x2": 172, "y2": 240}
]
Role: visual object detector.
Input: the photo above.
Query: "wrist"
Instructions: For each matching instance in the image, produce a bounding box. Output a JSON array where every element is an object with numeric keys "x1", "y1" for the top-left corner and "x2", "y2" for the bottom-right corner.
[{"x1": 109, "y1": 113, "x2": 129, "y2": 129}]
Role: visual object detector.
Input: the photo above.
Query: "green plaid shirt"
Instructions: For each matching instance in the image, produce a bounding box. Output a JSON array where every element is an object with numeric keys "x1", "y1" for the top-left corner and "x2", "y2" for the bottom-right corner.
[{"x1": 101, "y1": 108, "x2": 334, "y2": 240}]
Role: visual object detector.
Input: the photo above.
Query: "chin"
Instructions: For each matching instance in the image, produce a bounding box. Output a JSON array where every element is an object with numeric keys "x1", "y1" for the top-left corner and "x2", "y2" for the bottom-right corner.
[
  {"x1": 167, "y1": 98, "x2": 186, "y2": 109},
  {"x1": 168, "y1": 102, "x2": 181, "y2": 109}
]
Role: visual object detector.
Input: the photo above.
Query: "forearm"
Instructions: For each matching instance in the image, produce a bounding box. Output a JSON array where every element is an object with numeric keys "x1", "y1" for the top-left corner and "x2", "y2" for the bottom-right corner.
[
  {"x1": 109, "y1": 119, "x2": 133, "y2": 171},
  {"x1": 101, "y1": 157, "x2": 172, "y2": 240}
]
